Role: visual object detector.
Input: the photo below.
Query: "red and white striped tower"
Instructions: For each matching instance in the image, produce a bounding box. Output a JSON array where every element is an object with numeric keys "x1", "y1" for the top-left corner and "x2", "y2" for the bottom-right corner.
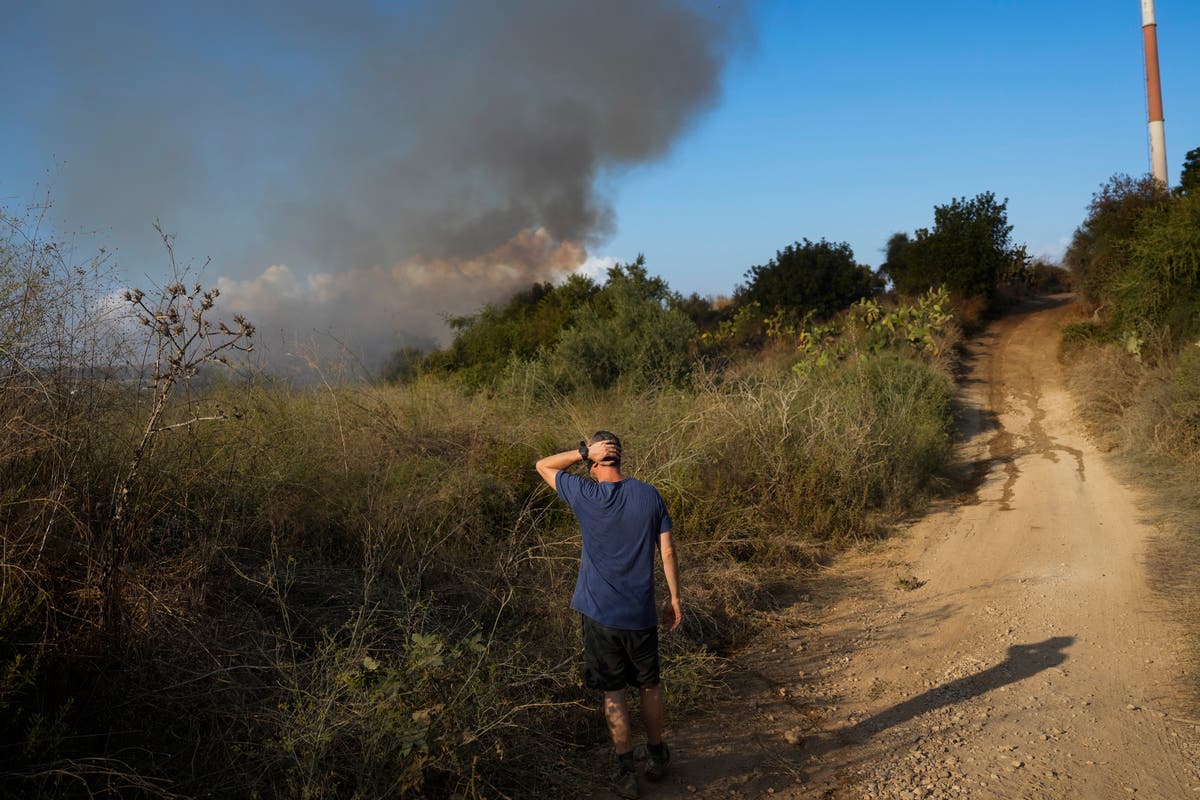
[{"x1": 1141, "y1": 0, "x2": 1168, "y2": 186}]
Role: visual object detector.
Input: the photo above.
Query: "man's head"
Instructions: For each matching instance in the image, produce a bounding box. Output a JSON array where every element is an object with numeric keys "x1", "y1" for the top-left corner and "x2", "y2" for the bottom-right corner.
[{"x1": 588, "y1": 430, "x2": 622, "y2": 469}]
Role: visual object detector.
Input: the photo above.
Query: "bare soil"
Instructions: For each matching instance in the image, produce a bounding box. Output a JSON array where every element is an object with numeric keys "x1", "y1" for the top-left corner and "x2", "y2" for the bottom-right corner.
[{"x1": 628, "y1": 295, "x2": 1200, "y2": 799}]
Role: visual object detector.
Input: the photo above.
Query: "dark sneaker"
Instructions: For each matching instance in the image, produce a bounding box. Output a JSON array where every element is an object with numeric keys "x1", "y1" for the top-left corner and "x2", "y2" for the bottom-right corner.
[
  {"x1": 644, "y1": 742, "x2": 670, "y2": 782},
  {"x1": 610, "y1": 765, "x2": 639, "y2": 799}
]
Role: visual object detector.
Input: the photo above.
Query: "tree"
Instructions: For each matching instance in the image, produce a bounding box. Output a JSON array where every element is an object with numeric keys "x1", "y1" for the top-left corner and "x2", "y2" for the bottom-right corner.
[
  {"x1": 550, "y1": 256, "x2": 696, "y2": 391},
  {"x1": 1114, "y1": 190, "x2": 1200, "y2": 341},
  {"x1": 880, "y1": 231, "x2": 916, "y2": 292},
  {"x1": 1179, "y1": 147, "x2": 1200, "y2": 196},
  {"x1": 883, "y1": 192, "x2": 1019, "y2": 300},
  {"x1": 736, "y1": 238, "x2": 880, "y2": 319},
  {"x1": 426, "y1": 272, "x2": 599, "y2": 385},
  {"x1": 1064, "y1": 174, "x2": 1168, "y2": 305}
]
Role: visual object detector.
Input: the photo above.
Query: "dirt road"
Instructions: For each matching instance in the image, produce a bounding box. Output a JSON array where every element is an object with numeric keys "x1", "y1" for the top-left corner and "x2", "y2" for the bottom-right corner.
[{"x1": 648, "y1": 296, "x2": 1200, "y2": 799}]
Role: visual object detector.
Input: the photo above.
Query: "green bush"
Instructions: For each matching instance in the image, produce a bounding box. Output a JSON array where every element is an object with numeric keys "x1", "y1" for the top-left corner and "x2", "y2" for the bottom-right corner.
[
  {"x1": 549, "y1": 258, "x2": 696, "y2": 391},
  {"x1": 1114, "y1": 192, "x2": 1200, "y2": 345},
  {"x1": 421, "y1": 274, "x2": 598, "y2": 387},
  {"x1": 735, "y1": 238, "x2": 881, "y2": 320},
  {"x1": 883, "y1": 192, "x2": 1020, "y2": 301},
  {"x1": 1064, "y1": 174, "x2": 1169, "y2": 307}
]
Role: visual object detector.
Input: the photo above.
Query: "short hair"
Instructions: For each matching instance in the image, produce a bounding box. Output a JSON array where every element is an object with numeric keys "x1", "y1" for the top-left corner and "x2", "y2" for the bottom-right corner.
[{"x1": 587, "y1": 430, "x2": 622, "y2": 468}]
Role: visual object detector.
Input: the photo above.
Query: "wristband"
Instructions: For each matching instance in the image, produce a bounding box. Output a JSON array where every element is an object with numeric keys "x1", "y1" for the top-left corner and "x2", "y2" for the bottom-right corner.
[{"x1": 578, "y1": 441, "x2": 589, "y2": 462}]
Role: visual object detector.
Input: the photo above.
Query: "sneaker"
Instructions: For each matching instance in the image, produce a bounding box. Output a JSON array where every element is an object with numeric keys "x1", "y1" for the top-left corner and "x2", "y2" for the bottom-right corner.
[
  {"x1": 610, "y1": 764, "x2": 639, "y2": 799},
  {"x1": 644, "y1": 742, "x2": 670, "y2": 782}
]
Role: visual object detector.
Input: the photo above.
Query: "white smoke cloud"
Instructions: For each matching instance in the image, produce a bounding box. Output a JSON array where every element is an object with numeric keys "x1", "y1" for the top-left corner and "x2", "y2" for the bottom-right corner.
[{"x1": 216, "y1": 228, "x2": 586, "y2": 368}]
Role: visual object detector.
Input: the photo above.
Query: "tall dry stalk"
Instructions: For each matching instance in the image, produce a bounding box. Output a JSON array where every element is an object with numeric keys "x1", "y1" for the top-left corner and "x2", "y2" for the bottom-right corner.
[{"x1": 103, "y1": 223, "x2": 254, "y2": 641}]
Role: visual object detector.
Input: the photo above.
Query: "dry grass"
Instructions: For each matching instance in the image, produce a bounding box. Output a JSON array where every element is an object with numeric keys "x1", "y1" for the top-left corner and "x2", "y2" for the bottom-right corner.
[
  {"x1": 1, "y1": 347, "x2": 958, "y2": 797},
  {"x1": 1063, "y1": 336, "x2": 1200, "y2": 712},
  {"x1": 1, "y1": 215, "x2": 959, "y2": 796}
]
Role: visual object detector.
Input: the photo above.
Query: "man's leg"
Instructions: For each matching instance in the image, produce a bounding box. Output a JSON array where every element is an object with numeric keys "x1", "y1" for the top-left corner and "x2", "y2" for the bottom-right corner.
[
  {"x1": 604, "y1": 690, "x2": 638, "y2": 798},
  {"x1": 639, "y1": 683, "x2": 664, "y2": 745},
  {"x1": 603, "y1": 689, "x2": 633, "y2": 754},
  {"x1": 640, "y1": 683, "x2": 671, "y2": 781}
]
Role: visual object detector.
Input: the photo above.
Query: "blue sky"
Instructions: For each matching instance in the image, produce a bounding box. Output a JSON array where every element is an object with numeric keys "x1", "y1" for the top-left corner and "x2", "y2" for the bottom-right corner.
[
  {"x1": 603, "y1": 0, "x2": 1200, "y2": 296},
  {"x1": 1, "y1": 1, "x2": 1197, "y2": 356}
]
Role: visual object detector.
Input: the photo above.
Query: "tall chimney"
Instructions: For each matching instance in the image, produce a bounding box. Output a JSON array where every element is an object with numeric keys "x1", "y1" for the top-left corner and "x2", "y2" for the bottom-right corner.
[{"x1": 1142, "y1": 0, "x2": 1168, "y2": 186}]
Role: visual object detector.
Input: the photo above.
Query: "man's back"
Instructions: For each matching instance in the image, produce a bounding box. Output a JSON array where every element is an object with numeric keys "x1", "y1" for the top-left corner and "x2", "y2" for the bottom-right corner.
[{"x1": 556, "y1": 473, "x2": 671, "y2": 630}]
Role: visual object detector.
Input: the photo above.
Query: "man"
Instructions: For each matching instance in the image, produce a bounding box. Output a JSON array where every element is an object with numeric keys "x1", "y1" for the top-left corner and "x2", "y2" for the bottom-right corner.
[{"x1": 535, "y1": 431, "x2": 682, "y2": 800}]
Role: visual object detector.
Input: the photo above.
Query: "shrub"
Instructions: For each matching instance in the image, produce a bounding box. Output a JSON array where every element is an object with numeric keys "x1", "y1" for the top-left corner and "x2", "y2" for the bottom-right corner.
[
  {"x1": 432, "y1": 274, "x2": 598, "y2": 387},
  {"x1": 1114, "y1": 192, "x2": 1200, "y2": 346},
  {"x1": 883, "y1": 192, "x2": 1020, "y2": 301},
  {"x1": 1064, "y1": 174, "x2": 1169, "y2": 307},
  {"x1": 549, "y1": 257, "x2": 696, "y2": 391},
  {"x1": 736, "y1": 238, "x2": 881, "y2": 320}
]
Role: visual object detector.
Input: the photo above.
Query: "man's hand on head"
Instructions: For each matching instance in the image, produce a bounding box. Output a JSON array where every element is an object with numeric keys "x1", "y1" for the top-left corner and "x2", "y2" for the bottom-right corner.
[{"x1": 587, "y1": 439, "x2": 620, "y2": 466}]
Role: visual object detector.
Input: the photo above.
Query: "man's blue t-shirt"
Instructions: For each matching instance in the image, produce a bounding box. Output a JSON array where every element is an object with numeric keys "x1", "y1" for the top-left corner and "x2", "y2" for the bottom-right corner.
[{"x1": 556, "y1": 472, "x2": 673, "y2": 630}]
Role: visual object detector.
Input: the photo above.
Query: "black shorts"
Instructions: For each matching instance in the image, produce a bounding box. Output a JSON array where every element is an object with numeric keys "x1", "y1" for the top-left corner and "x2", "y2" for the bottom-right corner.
[{"x1": 581, "y1": 614, "x2": 660, "y2": 691}]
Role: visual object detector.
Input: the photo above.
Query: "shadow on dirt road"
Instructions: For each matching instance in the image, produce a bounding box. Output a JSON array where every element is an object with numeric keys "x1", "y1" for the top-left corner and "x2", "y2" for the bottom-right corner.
[{"x1": 815, "y1": 636, "x2": 1075, "y2": 751}]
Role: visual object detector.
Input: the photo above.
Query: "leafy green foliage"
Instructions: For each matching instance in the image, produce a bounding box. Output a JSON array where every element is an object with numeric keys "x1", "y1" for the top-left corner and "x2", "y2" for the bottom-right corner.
[
  {"x1": 418, "y1": 257, "x2": 696, "y2": 392},
  {"x1": 883, "y1": 192, "x2": 1020, "y2": 300},
  {"x1": 788, "y1": 288, "x2": 956, "y2": 374},
  {"x1": 1180, "y1": 147, "x2": 1200, "y2": 196},
  {"x1": 1065, "y1": 171, "x2": 1200, "y2": 349},
  {"x1": 424, "y1": 274, "x2": 598, "y2": 386},
  {"x1": 699, "y1": 301, "x2": 768, "y2": 351},
  {"x1": 674, "y1": 292, "x2": 729, "y2": 337},
  {"x1": 550, "y1": 257, "x2": 697, "y2": 391},
  {"x1": 1116, "y1": 192, "x2": 1200, "y2": 343},
  {"x1": 1023, "y1": 259, "x2": 1074, "y2": 294},
  {"x1": 737, "y1": 238, "x2": 881, "y2": 320},
  {"x1": 851, "y1": 287, "x2": 955, "y2": 358},
  {"x1": 271, "y1": 623, "x2": 508, "y2": 799},
  {"x1": 1064, "y1": 174, "x2": 1169, "y2": 306}
]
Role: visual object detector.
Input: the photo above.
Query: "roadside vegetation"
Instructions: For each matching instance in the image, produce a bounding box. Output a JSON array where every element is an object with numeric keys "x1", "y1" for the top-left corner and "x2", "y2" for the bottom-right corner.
[
  {"x1": 2, "y1": 189, "x2": 1031, "y2": 797},
  {"x1": 1060, "y1": 149, "x2": 1200, "y2": 705}
]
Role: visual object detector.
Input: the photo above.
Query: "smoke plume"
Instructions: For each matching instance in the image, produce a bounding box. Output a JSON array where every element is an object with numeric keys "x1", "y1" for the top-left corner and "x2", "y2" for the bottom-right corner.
[{"x1": 11, "y1": 0, "x2": 746, "y2": 367}]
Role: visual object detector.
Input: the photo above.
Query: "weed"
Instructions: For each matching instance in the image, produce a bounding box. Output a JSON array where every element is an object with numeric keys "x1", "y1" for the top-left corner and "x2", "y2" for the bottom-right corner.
[{"x1": 894, "y1": 575, "x2": 926, "y2": 591}]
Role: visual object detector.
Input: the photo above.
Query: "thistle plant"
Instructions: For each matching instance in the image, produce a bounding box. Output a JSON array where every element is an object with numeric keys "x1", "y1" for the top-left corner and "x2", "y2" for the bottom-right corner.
[{"x1": 103, "y1": 223, "x2": 254, "y2": 640}]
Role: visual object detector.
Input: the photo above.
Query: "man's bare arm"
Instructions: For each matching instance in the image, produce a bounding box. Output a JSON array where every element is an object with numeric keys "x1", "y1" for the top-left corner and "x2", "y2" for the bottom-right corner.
[
  {"x1": 658, "y1": 530, "x2": 682, "y2": 632},
  {"x1": 535, "y1": 439, "x2": 619, "y2": 489}
]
